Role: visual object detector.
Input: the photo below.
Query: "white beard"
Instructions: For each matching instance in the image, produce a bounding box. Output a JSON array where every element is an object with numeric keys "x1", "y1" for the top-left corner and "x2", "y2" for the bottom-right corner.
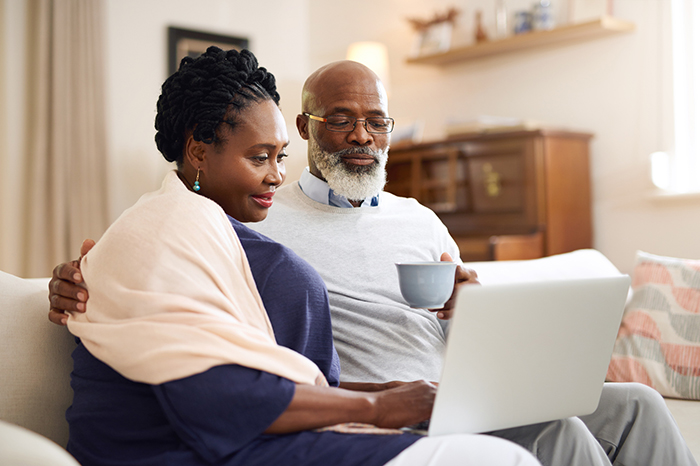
[{"x1": 308, "y1": 136, "x2": 388, "y2": 202}]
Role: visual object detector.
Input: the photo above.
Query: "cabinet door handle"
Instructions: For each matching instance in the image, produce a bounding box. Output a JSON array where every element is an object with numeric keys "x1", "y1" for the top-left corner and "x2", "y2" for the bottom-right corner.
[{"x1": 482, "y1": 163, "x2": 501, "y2": 197}]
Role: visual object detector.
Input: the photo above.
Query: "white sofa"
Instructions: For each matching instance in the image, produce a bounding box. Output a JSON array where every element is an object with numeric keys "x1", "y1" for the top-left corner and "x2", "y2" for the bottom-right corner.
[
  {"x1": 0, "y1": 271, "x2": 79, "y2": 464},
  {"x1": 0, "y1": 249, "x2": 698, "y2": 464}
]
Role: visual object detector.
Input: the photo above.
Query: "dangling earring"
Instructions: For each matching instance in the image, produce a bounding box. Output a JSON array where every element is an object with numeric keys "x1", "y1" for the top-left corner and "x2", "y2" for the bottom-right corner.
[{"x1": 193, "y1": 168, "x2": 201, "y2": 192}]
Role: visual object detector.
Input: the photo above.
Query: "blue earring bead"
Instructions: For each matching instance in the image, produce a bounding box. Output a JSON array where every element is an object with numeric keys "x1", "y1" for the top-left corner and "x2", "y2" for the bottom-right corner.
[{"x1": 193, "y1": 168, "x2": 201, "y2": 191}]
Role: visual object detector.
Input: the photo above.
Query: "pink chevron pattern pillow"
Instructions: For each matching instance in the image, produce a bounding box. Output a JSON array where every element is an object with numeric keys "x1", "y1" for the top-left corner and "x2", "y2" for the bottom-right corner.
[{"x1": 607, "y1": 251, "x2": 700, "y2": 399}]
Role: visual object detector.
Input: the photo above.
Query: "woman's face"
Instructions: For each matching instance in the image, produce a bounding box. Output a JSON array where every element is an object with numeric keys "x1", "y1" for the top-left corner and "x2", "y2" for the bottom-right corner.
[{"x1": 197, "y1": 99, "x2": 289, "y2": 223}]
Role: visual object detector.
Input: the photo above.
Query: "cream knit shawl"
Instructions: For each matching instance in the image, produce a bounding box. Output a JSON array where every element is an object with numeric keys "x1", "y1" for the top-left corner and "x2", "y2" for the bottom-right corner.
[{"x1": 67, "y1": 171, "x2": 325, "y2": 386}]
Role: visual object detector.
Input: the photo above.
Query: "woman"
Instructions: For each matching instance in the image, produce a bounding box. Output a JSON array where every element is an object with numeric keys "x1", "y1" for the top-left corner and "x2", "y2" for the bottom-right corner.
[{"x1": 62, "y1": 47, "x2": 539, "y2": 466}]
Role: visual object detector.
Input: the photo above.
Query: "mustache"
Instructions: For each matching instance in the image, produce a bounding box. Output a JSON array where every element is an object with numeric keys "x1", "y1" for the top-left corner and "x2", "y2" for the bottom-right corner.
[{"x1": 333, "y1": 146, "x2": 386, "y2": 159}]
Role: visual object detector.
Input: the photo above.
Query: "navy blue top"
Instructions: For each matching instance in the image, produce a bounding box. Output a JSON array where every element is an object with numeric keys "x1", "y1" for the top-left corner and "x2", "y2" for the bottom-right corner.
[
  {"x1": 229, "y1": 217, "x2": 341, "y2": 386},
  {"x1": 66, "y1": 219, "x2": 419, "y2": 466}
]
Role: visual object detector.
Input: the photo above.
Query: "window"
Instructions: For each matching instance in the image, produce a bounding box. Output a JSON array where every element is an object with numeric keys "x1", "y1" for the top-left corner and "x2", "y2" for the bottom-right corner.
[{"x1": 657, "y1": 0, "x2": 700, "y2": 192}]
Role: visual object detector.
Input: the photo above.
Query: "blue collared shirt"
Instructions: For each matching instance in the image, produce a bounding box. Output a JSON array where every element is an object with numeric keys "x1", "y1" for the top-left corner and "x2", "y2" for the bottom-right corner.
[{"x1": 298, "y1": 167, "x2": 379, "y2": 208}]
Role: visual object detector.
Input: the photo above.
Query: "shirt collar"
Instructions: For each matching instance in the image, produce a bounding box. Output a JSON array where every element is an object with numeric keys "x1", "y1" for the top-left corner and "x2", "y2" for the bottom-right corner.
[{"x1": 298, "y1": 167, "x2": 379, "y2": 208}]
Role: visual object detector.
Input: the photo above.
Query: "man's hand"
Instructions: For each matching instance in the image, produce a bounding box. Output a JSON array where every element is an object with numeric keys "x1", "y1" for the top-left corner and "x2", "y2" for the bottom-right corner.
[
  {"x1": 48, "y1": 239, "x2": 95, "y2": 326},
  {"x1": 431, "y1": 252, "x2": 480, "y2": 320}
]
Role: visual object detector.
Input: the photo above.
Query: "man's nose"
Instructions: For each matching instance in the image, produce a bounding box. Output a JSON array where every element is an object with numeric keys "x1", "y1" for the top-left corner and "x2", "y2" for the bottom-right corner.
[{"x1": 347, "y1": 120, "x2": 373, "y2": 146}]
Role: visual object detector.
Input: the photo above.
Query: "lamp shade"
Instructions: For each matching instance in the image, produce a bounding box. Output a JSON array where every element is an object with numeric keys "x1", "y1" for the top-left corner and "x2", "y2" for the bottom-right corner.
[{"x1": 346, "y1": 41, "x2": 390, "y2": 95}]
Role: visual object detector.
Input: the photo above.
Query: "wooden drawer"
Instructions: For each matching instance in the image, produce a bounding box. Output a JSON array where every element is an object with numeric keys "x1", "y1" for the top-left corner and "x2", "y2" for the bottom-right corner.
[
  {"x1": 454, "y1": 232, "x2": 544, "y2": 262},
  {"x1": 453, "y1": 236, "x2": 493, "y2": 262}
]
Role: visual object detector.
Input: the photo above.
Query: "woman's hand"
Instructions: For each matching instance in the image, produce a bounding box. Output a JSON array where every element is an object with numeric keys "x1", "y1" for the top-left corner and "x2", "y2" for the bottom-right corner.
[
  {"x1": 48, "y1": 239, "x2": 95, "y2": 325},
  {"x1": 369, "y1": 380, "x2": 437, "y2": 428}
]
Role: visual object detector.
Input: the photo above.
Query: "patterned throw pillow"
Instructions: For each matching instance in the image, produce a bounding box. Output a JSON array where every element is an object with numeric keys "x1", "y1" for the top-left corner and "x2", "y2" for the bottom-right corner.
[{"x1": 607, "y1": 251, "x2": 700, "y2": 399}]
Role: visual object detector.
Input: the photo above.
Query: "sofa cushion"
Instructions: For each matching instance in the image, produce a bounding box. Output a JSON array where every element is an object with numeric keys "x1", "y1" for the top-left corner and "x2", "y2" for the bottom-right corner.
[
  {"x1": 607, "y1": 251, "x2": 700, "y2": 400},
  {"x1": 0, "y1": 271, "x2": 76, "y2": 447}
]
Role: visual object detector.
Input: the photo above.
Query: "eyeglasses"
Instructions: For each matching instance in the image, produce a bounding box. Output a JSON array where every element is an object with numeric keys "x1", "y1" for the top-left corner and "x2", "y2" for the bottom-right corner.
[{"x1": 303, "y1": 113, "x2": 394, "y2": 134}]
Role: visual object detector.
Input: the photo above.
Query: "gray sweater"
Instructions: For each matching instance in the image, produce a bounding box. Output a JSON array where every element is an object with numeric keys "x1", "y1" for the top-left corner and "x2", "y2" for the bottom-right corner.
[{"x1": 248, "y1": 182, "x2": 460, "y2": 383}]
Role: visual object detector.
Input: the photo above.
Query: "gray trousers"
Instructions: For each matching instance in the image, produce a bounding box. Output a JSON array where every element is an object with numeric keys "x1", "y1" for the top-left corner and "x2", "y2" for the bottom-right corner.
[{"x1": 488, "y1": 383, "x2": 697, "y2": 466}]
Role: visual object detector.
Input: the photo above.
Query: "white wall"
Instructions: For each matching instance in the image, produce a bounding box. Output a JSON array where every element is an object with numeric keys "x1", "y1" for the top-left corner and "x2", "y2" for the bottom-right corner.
[
  {"x1": 0, "y1": 0, "x2": 312, "y2": 275},
  {"x1": 308, "y1": 0, "x2": 699, "y2": 273},
  {"x1": 2, "y1": 0, "x2": 699, "y2": 276},
  {"x1": 104, "y1": 0, "x2": 311, "y2": 222}
]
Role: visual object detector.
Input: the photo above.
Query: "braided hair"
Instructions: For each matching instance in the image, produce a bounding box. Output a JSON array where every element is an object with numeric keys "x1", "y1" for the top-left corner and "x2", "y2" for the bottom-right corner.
[{"x1": 155, "y1": 47, "x2": 280, "y2": 165}]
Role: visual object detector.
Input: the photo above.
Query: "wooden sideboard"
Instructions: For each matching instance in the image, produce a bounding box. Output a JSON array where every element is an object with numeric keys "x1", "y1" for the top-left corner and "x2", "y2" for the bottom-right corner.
[{"x1": 386, "y1": 129, "x2": 593, "y2": 261}]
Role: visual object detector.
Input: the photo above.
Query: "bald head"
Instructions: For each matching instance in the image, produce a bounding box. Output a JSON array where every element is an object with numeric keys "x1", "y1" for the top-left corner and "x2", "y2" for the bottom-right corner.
[{"x1": 301, "y1": 60, "x2": 388, "y2": 115}]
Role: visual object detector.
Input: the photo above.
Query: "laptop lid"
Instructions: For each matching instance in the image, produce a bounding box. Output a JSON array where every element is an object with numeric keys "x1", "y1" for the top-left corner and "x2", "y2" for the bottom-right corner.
[{"x1": 428, "y1": 275, "x2": 631, "y2": 436}]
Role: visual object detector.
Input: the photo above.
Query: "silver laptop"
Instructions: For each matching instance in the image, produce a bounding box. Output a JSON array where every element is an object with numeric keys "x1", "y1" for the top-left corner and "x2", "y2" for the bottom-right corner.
[{"x1": 428, "y1": 275, "x2": 631, "y2": 436}]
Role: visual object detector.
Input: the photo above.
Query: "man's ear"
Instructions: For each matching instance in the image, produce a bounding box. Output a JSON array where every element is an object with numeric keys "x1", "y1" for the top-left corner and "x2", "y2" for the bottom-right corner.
[{"x1": 296, "y1": 114, "x2": 310, "y2": 141}]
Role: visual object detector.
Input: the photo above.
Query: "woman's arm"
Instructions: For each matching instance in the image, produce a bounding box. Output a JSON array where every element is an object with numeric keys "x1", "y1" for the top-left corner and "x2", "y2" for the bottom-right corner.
[
  {"x1": 154, "y1": 364, "x2": 435, "y2": 463},
  {"x1": 338, "y1": 381, "x2": 407, "y2": 392},
  {"x1": 265, "y1": 380, "x2": 436, "y2": 433}
]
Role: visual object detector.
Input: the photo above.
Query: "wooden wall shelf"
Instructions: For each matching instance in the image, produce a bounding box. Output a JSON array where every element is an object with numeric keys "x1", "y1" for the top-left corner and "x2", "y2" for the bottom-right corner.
[{"x1": 406, "y1": 16, "x2": 635, "y2": 66}]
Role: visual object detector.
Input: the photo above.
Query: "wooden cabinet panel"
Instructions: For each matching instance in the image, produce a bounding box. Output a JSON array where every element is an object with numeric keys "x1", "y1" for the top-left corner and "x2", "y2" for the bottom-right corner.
[
  {"x1": 468, "y1": 154, "x2": 525, "y2": 213},
  {"x1": 541, "y1": 136, "x2": 593, "y2": 255},
  {"x1": 386, "y1": 130, "x2": 593, "y2": 261}
]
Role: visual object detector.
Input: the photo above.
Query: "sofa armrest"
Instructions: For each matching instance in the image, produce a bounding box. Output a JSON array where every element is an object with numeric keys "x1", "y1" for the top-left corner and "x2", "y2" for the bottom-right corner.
[{"x1": 0, "y1": 271, "x2": 76, "y2": 447}]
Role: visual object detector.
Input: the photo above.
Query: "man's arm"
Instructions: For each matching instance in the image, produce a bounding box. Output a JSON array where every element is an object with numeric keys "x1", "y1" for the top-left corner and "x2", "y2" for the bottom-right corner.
[{"x1": 48, "y1": 239, "x2": 95, "y2": 325}]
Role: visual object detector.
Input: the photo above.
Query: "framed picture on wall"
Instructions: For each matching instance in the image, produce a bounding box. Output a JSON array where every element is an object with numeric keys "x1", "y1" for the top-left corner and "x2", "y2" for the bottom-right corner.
[{"x1": 167, "y1": 27, "x2": 249, "y2": 75}]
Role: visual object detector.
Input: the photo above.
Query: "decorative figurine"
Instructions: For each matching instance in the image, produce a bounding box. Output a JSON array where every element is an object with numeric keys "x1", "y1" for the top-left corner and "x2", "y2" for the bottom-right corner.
[
  {"x1": 475, "y1": 10, "x2": 488, "y2": 43},
  {"x1": 407, "y1": 7, "x2": 461, "y2": 56}
]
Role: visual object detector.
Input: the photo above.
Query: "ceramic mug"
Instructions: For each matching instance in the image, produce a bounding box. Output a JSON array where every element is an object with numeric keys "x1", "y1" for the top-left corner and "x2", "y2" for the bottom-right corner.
[{"x1": 395, "y1": 262, "x2": 458, "y2": 309}]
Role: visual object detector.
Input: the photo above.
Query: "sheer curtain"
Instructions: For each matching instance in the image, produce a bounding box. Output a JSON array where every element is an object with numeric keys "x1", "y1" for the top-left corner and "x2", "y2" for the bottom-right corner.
[
  {"x1": 669, "y1": 0, "x2": 700, "y2": 193},
  {"x1": 23, "y1": 0, "x2": 109, "y2": 277}
]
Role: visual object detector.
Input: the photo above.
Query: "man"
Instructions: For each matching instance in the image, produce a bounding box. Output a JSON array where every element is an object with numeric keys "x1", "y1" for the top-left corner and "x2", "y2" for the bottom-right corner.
[
  {"x1": 247, "y1": 60, "x2": 472, "y2": 387},
  {"x1": 49, "y1": 60, "x2": 696, "y2": 466}
]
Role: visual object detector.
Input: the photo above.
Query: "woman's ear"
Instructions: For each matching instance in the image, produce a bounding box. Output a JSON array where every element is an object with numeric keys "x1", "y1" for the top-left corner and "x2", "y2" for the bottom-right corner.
[{"x1": 183, "y1": 134, "x2": 207, "y2": 169}]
